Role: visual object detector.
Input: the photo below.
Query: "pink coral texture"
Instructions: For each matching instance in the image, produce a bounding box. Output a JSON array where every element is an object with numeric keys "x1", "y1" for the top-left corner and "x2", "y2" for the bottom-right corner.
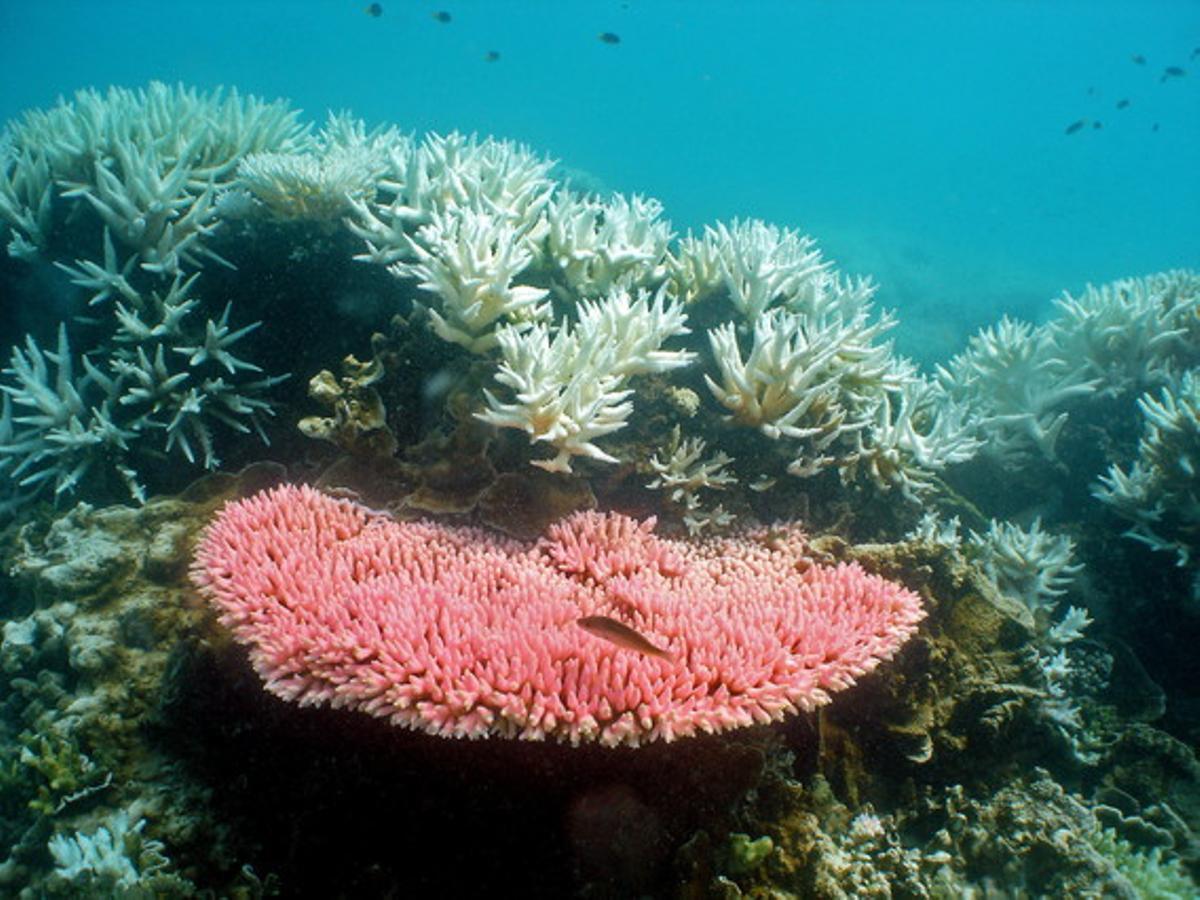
[{"x1": 191, "y1": 484, "x2": 925, "y2": 747}]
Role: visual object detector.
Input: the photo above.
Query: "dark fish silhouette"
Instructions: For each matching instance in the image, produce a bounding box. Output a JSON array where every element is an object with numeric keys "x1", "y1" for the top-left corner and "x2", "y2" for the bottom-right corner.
[
  {"x1": 1152, "y1": 122, "x2": 1160, "y2": 132},
  {"x1": 1192, "y1": 47, "x2": 1199, "y2": 61},
  {"x1": 1116, "y1": 98, "x2": 1130, "y2": 109},
  {"x1": 1087, "y1": 86, "x2": 1095, "y2": 95},
  {"x1": 432, "y1": 11, "x2": 452, "y2": 23},
  {"x1": 484, "y1": 50, "x2": 501, "y2": 63},
  {"x1": 577, "y1": 616, "x2": 672, "y2": 660},
  {"x1": 1064, "y1": 119, "x2": 1087, "y2": 135},
  {"x1": 365, "y1": 3, "x2": 382, "y2": 16},
  {"x1": 1092, "y1": 121, "x2": 1103, "y2": 130},
  {"x1": 1160, "y1": 65, "x2": 1186, "y2": 82},
  {"x1": 1131, "y1": 54, "x2": 1146, "y2": 65},
  {"x1": 598, "y1": 32, "x2": 621, "y2": 44}
]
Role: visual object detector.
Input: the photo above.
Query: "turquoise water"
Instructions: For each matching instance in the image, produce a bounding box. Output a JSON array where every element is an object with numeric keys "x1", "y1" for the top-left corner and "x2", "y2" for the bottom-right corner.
[{"x1": 2, "y1": 0, "x2": 1197, "y2": 361}]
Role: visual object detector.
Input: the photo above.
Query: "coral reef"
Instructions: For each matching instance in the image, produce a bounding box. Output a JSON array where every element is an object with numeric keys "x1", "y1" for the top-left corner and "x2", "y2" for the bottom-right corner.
[{"x1": 1, "y1": 81, "x2": 1198, "y2": 897}]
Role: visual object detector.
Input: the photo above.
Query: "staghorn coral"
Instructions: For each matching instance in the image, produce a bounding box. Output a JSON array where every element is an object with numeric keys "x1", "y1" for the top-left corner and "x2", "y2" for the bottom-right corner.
[
  {"x1": 1050, "y1": 271, "x2": 1200, "y2": 397},
  {"x1": 0, "y1": 276, "x2": 284, "y2": 503},
  {"x1": 703, "y1": 304, "x2": 910, "y2": 482},
  {"x1": 1, "y1": 81, "x2": 308, "y2": 272},
  {"x1": 966, "y1": 517, "x2": 1097, "y2": 746},
  {"x1": 938, "y1": 315, "x2": 1098, "y2": 466},
  {"x1": 842, "y1": 373, "x2": 981, "y2": 498},
  {"x1": 541, "y1": 191, "x2": 672, "y2": 299},
  {"x1": 646, "y1": 426, "x2": 737, "y2": 535},
  {"x1": 236, "y1": 112, "x2": 394, "y2": 221},
  {"x1": 967, "y1": 517, "x2": 1083, "y2": 619},
  {"x1": 1094, "y1": 367, "x2": 1200, "y2": 566},
  {"x1": 190, "y1": 484, "x2": 925, "y2": 747},
  {"x1": 478, "y1": 285, "x2": 695, "y2": 472},
  {"x1": 391, "y1": 206, "x2": 551, "y2": 353},
  {"x1": 0, "y1": 84, "x2": 299, "y2": 513},
  {"x1": 347, "y1": 130, "x2": 555, "y2": 268},
  {"x1": 669, "y1": 219, "x2": 828, "y2": 317}
]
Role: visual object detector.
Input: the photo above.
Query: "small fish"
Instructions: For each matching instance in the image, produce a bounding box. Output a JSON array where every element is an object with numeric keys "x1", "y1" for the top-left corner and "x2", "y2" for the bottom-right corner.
[
  {"x1": 578, "y1": 616, "x2": 672, "y2": 661},
  {"x1": 1152, "y1": 122, "x2": 1160, "y2": 132},
  {"x1": 598, "y1": 31, "x2": 621, "y2": 45},
  {"x1": 484, "y1": 50, "x2": 501, "y2": 63},
  {"x1": 1064, "y1": 119, "x2": 1087, "y2": 135},
  {"x1": 1116, "y1": 98, "x2": 1130, "y2": 109},
  {"x1": 1131, "y1": 53, "x2": 1146, "y2": 65},
  {"x1": 1192, "y1": 47, "x2": 1200, "y2": 61},
  {"x1": 365, "y1": 2, "x2": 382, "y2": 16},
  {"x1": 749, "y1": 475, "x2": 777, "y2": 493},
  {"x1": 432, "y1": 11, "x2": 452, "y2": 24},
  {"x1": 1160, "y1": 65, "x2": 1186, "y2": 82},
  {"x1": 1086, "y1": 85, "x2": 1095, "y2": 96},
  {"x1": 1092, "y1": 120, "x2": 1103, "y2": 130}
]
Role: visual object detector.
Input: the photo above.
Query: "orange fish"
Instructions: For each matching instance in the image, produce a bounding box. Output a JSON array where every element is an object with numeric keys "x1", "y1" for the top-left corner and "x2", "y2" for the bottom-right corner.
[{"x1": 577, "y1": 616, "x2": 672, "y2": 661}]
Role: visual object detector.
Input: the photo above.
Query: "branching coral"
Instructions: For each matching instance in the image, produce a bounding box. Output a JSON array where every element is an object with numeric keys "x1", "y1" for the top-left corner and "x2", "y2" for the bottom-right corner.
[
  {"x1": 237, "y1": 112, "x2": 395, "y2": 221},
  {"x1": 391, "y1": 207, "x2": 551, "y2": 353},
  {"x1": 647, "y1": 426, "x2": 737, "y2": 534},
  {"x1": 968, "y1": 517, "x2": 1082, "y2": 618},
  {"x1": 0, "y1": 277, "x2": 283, "y2": 502},
  {"x1": 1050, "y1": 271, "x2": 1199, "y2": 397},
  {"x1": 938, "y1": 316, "x2": 1097, "y2": 465},
  {"x1": 541, "y1": 191, "x2": 672, "y2": 298},
  {"x1": 1094, "y1": 368, "x2": 1200, "y2": 566},
  {"x1": 1, "y1": 81, "x2": 308, "y2": 272},
  {"x1": 478, "y1": 285, "x2": 694, "y2": 472},
  {"x1": 704, "y1": 305, "x2": 908, "y2": 480},
  {"x1": 669, "y1": 219, "x2": 827, "y2": 317},
  {"x1": 348, "y1": 130, "x2": 555, "y2": 267},
  {"x1": 843, "y1": 374, "x2": 981, "y2": 498}
]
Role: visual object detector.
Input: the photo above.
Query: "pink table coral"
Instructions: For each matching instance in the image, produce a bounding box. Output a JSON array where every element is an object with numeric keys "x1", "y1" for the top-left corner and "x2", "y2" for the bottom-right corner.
[{"x1": 191, "y1": 485, "x2": 924, "y2": 747}]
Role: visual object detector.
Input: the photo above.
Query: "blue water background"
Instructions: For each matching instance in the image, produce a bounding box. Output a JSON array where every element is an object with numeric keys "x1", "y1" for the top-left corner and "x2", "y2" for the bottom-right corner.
[{"x1": 1, "y1": 0, "x2": 1197, "y2": 362}]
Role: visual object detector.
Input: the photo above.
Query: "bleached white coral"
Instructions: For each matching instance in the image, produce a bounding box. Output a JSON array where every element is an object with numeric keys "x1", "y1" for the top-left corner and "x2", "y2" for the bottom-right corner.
[
  {"x1": 478, "y1": 285, "x2": 694, "y2": 472},
  {"x1": 0, "y1": 277, "x2": 283, "y2": 502},
  {"x1": 541, "y1": 191, "x2": 672, "y2": 298},
  {"x1": 48, "y1": 809, "x2": 188, "y2": 895},
  {"x1": 906, "y1": 511, "x2": 964, "y2": 549},
  {"x1": 1093, "y1": 368, "x2": 1200, "y2": 566},
  {"x1": 54, "y1": 228, "x2": 140, "y2": 307},
  {"x1": 238, "y1": 112, "x2": 395, "y2": 220},
  {"x1": 60, "y1": 139, "x2": 227, "y2": 274},
  {"x1": 2, "y1": 81, "x2": 309, "y2": 274},
  {"x1": 647, "y1": 426, "x2": 737, "y2": 534},
  {"x1": 0, "y1": 126, "x2": 53, "y2": 254},
  {"x1": 938, "y1": 316, "x2": 1097, "y2": 465},
  {"x1": 1050, "y1": 272, "x2": 1199, "y2": 396},
  {"x1": 845, "y1": 373, "x2": 981, "y2": 498},
  {"x1": 349, "y1": 131, "x2": 555, "y2": 267},
  {"x1": 669, "y1": 219, "x2": 827, "y2": 318},
  {"x1": 390, "y1": 207, "x2": 550, "y2": 353},
  {"x1": 704, "y1": 305, "x2": 902, "y2": 479},
  {"x1": 968, "y1": 518, "x2": 1083, "y2": 617},
  {"x1": 704, "y1": 309, "x2": 844, "y2": 440}
]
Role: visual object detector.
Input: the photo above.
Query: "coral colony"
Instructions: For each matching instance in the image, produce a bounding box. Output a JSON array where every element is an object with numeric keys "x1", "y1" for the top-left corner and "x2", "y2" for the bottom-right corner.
[
  {"x1": 191, "y1": 485, "x2": 925, "y2": 746},
  {"x1": 1, "y1": 82, "x2": 1198, "y2": 896}
]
